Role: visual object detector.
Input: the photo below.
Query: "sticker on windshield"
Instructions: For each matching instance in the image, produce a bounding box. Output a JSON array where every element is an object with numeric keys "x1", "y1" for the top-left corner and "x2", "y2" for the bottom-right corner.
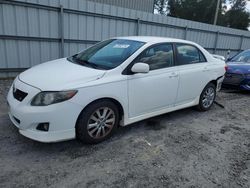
[{"x1": 113, "y1": 44, "x2": 130, "y2": 48}]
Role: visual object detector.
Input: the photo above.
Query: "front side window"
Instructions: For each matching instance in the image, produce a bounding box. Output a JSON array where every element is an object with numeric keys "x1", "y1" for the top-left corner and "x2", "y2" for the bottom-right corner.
[
  {"x1": 68, "y1": 39, "x2": 145, "y2": 70},
  {"x1": 176, "y1": 44, "x2": 206, "y2": 65},
  {"x1": 134, "y1": 43, "x2": 174, "y2": 71}
]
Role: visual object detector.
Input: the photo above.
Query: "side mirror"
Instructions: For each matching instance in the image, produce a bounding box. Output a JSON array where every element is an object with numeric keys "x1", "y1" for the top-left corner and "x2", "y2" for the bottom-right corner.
[{"x1": 131, "y1": 63, "x2": 149, "y2": 74}]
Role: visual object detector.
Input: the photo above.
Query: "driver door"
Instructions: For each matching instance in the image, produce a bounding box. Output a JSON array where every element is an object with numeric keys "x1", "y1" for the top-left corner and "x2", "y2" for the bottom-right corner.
[{"x1": 127, "y1": 43, "x2": 179, "y2": 118}]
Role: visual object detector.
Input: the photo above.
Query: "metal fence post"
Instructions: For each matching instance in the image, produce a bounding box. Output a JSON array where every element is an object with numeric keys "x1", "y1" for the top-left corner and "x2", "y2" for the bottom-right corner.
[
  {"x1": 136, "y1": 18, "x2": 140, "y2": 36},
  {"x1": 184, "y1": 26, "x2": 188, "y2": 39},
  {"x1": 239, "y1": 35, "x2": 244, "y2": 52},
  {"x1": 213, "y1": 31, "x2": 219, "y2": 54},
  {"x1": 60, "y1": 5, "x2": 64, "y2": 58}
]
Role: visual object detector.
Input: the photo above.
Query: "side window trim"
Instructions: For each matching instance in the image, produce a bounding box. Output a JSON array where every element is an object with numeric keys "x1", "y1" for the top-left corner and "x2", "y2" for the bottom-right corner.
[
  {"x1": 122, "y1": 42, "x2": 175, "y2": 75},
  {"x1": 199, "y1": 51, "x2": 207, "y2": 62},
  {"x1": 173, "y1": 42, "x2": 207, "y2": 66}
]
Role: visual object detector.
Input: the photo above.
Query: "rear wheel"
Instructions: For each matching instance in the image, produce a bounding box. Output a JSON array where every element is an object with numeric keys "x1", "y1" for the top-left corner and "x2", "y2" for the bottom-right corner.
[
  {"x1": 76, "y1": 100, "x2": 119, "y2": 144},
  {"x1": 197, "y1": 83, "x2": 216, "y2": 111}
]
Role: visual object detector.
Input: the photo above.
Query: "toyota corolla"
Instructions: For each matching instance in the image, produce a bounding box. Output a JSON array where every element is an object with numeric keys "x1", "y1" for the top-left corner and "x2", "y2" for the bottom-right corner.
[{"x1": 7, "y1": 37, "x2": 226, "y2": 144}]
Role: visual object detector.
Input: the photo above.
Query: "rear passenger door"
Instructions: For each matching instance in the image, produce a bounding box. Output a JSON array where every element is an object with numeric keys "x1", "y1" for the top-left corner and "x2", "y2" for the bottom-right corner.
[{"x1": 174, "y1": 43, "x2": 210, "y2": 105}]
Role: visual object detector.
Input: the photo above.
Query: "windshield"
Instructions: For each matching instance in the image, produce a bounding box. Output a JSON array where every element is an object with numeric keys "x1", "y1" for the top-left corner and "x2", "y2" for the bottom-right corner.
[
  {"x1": 231, "y1": 50, "x2": 250, "y2": 63},
  {"x1": 68, "y1": 39, "x2": 145, "y2": 70}
]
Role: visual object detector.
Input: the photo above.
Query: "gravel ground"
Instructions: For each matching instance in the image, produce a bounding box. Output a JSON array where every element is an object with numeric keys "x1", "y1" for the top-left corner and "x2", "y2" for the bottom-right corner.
[{"x1": 0, "y1": 79, "x2": 250, "y2": 188}]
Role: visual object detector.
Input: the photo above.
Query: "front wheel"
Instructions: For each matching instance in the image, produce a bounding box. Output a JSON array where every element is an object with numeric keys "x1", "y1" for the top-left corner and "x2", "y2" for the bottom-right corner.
[
  {"x1": 197, "y1": 83, "x2": 216, "y2": 111},
  {"x1": 76, "y1": 100, "x2": 119, "y2": 144}
]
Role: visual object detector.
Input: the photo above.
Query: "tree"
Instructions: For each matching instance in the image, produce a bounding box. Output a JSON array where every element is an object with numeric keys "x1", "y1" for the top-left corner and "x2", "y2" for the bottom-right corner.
[
  {"x1": 228, "y1": 0, "x2": 247, "y2": 10},
  {"x1": 154, "y1": 0, "x2": 250, "y2": 30},
  {"x1": 224, "y1": 0, "x2": 250, "y2": 30},
  {"x1": 154, "y1": 0, "x2": 168, "y2": 14},
  {"x1": 166, "y1": 0, "x2": 226, "y2": 25}
]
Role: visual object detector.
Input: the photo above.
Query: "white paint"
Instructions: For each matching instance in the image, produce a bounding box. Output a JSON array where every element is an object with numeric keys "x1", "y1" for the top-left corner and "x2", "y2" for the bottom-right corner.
[{"x1": 7, "y1": 36, "x2": 226, "y2": 143}]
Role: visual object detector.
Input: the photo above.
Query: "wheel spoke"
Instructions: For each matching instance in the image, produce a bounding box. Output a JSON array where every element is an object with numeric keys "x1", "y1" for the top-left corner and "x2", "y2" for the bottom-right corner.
[
  {"x1": 89, "y1": 126, "x2": 98, "y2": 135},
  {"x1": 88, "y1": 123, "x2": 98, "y2": 129},
  {"x1": 90, "y1": 115, "x2": 99, "y2": 122},
  {"x1": 204, "y1": 101, "x2": 207, "y2": 107},
  {"x1": 105, "y1": 110, "x2": 113, "y2": 119},
  {"x1": 101, "y1": 126, "x2": 106, "y2": 136},
  {"x1": 96, "y1": 128, "x2": 101, "y2": 138},
  {"x1": 102, "y1": 108, "x2": 108, "y2": 118},
  {"x1": 105, "y1": 118, "x2": 115, "y2": 124},
  {"x1": 104, "y1": 123, "x2": 112, "y2": 128},
  {"x1": 96, "y1": 110, "x2": 102, "y2": 119}
]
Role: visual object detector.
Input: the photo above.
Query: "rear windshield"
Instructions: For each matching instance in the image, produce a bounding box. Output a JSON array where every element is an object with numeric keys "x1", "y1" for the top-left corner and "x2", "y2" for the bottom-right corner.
[
  {"x1": 68, "y1": 39, "x2": 145, "y2": 70},
  {"x1": 231, "y1": 50, "x2": 250, "y2": 63}
]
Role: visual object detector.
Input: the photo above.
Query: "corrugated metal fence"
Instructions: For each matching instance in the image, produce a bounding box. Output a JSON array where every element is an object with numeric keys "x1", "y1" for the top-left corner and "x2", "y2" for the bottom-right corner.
[
  {"x1": 1, "y1": 0, "x2": 250, "y2": 77},
  {"x1": 89, "y1": 0, "x2": 154, "y2": 13}
]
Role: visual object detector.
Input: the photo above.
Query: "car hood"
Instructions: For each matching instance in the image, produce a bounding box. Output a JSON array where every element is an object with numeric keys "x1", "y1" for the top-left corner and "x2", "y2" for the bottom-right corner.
[
  {"x1": 226, "y1": 61, "x2": 250, "y2": 74},
  {"x1": 19, "y1": 58, "x2": 106, "y2": 91}
]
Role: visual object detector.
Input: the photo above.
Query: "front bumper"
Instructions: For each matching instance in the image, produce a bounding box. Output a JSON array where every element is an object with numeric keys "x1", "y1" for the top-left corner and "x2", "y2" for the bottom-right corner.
[{"x1": 7, "y1": 78, "x2": 83, "y2": 143}]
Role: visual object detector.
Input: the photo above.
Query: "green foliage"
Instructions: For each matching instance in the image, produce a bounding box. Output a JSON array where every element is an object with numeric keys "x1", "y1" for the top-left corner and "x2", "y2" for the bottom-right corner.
[
  {"x1": 224, "y1": 9, "x2": 249, "y2": 30},
  {"x1": 224, "y1": 0, "x2": 250, "y2": 30},
  {"x1": 167, "y1": 0, "x2": 226, "y2": 24},
  {"x1": 154, "y1": 0, "x2": 168, "y2": 14},
  {"x1": 154, "y1": 0, "x2": 250, "y2": 30}
]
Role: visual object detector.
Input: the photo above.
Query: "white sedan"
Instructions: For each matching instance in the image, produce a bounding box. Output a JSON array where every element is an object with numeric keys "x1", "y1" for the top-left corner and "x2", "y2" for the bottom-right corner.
[{"x1": 7, "y1": 36, "x2": 226, "y2": 143}]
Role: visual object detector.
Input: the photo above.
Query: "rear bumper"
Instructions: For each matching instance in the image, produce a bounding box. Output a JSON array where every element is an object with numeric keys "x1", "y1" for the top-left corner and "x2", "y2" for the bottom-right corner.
[
  {"x1": 222, "y1": 82, "x2": 250, "y2": 89},
  {"x1": 240, "y1": 84, "x2": 250, "y2": 90},
  {"x1": 223, "y1": 71, "x2": 250, "y2": 90},
  {"x1": 223, "y1": 76, "x2": 250, "y2": 91},
  {"x1": 216, "y1": 76, "x2": 224, "y2": 91}
]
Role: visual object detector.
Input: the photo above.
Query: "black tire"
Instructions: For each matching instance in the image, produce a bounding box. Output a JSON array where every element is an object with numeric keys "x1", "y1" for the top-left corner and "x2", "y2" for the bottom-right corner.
[
  {"x1": 76, "y1": 100, "x2": 119, "y2": 144},
  {"x1": 197, "y1": 83, "x2": 216, "y2": 111}
]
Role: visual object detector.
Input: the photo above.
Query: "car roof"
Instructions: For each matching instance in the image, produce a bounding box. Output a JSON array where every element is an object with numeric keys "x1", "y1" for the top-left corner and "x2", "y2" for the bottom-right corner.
[{"x1": 114, "y1": 36, "x2": 196, "y2": 45}]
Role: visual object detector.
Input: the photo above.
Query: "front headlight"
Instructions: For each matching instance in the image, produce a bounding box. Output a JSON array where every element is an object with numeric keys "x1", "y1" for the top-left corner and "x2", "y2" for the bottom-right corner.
[{"x1": 31, "y1": 90, "x2": 78, "y2": 106}]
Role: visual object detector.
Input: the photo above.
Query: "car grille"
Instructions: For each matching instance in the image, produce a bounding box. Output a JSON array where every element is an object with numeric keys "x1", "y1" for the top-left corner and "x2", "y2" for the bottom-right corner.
[
  {"x1": 224, "y1": 73, "x2": 245, "y2": 85},
  {"x1": 13, "y1": 87, "x2": 28, "y2": 102}
]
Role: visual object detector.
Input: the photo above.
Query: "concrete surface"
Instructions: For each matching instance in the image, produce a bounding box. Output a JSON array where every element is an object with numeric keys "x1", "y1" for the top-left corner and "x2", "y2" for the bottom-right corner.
[{"x1": 0, "y1": 79, "x2": 250, "y2": 188}]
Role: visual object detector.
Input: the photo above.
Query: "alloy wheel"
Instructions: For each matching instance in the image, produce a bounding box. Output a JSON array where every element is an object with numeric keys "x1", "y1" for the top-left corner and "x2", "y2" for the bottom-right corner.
[
  {"x1": 202, "y1": 87, "x2": 215, "y2": 108},
  {"x1": 87, "y1": 107, "x2": 116, "y2": 139}
]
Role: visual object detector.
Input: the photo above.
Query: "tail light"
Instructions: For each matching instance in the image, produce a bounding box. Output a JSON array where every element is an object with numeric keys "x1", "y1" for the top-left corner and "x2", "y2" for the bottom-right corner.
[{"x1": 224, "y1": 64, "x2": 228, "y2": 71}]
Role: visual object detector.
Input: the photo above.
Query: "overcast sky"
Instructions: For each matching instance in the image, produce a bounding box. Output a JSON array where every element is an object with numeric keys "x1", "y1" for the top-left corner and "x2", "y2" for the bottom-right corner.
[
  {"x1": 226, "y1": 1, "x2": 250, "y2": 30},
  {"x1": 246, "y1": 2, "x2": 250, "y2": 12},
  {"x1": 226, "y1": 1, "x2": 250, "y2": 12}
]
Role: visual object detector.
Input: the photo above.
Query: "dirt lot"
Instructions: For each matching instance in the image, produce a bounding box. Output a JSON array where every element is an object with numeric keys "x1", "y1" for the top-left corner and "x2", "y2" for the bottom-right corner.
[{"x1": 0, "y1": 79, "x2": 250, "y2": 188}]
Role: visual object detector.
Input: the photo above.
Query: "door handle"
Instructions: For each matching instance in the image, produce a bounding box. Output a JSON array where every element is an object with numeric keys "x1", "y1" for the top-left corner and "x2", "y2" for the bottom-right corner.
[{"x1": 169, "y1": 72, "x2": 178, "y2": 78}]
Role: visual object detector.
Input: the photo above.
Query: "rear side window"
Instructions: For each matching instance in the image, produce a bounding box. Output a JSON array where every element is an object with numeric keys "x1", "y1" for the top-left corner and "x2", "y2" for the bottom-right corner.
[
  {"x1": 134, "y1": 43, "x2": 174, "y2": 71},
  {"x1": 176, "y1": 44, "x2": 206, "y2": 65}
]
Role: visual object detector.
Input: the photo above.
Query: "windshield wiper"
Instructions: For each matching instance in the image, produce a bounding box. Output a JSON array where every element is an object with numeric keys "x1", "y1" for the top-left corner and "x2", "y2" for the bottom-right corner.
[
  {"x1": 68, "y1": 55, "x2": 109, "y2": 70},
  {"x1": 67, "y1": 54, "x2": 77, "y2": 63},
  {"x1": 79, "y1": 60, "x2": 100, "y2": 69},
  {"x1": 73, "y1": 57, "x2": 106, "y2": 70}
]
